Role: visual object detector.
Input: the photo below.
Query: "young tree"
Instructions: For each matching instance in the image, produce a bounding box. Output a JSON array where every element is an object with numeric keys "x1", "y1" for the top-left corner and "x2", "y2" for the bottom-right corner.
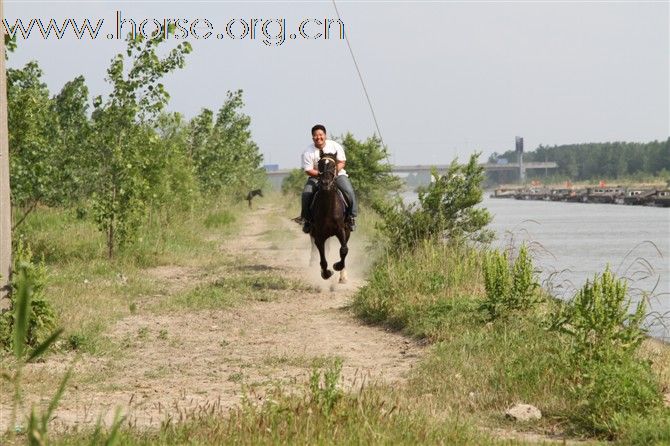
[
  {"x1": 89, "y1": 34, "x2": 191, "y2": 258},
  {"x1": 7, "y1": 62, "x2": 60, "y2": 225},
  {"x1": 195, "y1": 90, "x2": 265, "y2": 196},
  {"x1": 51, "y1": 75, "x2": 92, "y2": 204}
]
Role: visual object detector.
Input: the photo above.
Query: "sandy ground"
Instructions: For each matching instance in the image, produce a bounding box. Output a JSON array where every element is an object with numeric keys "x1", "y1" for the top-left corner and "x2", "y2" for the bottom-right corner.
[{"x1": 0, "y1": 204, "x2": 424, "y2": 431}]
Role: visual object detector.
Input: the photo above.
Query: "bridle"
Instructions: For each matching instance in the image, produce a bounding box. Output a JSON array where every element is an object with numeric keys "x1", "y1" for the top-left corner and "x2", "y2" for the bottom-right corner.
[{"x1": 317, "y1": 153, "x2": 337, "y2": 191}]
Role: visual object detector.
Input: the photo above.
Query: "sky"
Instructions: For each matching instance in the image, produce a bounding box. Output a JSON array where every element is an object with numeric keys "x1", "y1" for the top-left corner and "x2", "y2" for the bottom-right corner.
[{"x1": 4, "y1": 1, "x2": 669, "y2": 169}]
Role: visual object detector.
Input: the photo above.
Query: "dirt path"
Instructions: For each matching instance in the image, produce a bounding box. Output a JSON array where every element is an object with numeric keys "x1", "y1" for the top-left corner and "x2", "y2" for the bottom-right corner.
[{"x1": 1, "y1": 204, "x2": 424, "y2": 430}]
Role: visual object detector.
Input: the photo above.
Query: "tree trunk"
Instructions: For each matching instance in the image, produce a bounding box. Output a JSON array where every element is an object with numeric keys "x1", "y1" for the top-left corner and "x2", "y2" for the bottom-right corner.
[
  {"x1": 107, "y1": 185, "x2": 115, "y2": 259},
  {"x1": 0, "y1": 0, "x2": 13, "y2": 300}
]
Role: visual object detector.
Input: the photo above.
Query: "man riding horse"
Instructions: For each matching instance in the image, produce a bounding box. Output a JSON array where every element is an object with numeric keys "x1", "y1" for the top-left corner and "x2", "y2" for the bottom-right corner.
[{"x1": 298, "y1": 124, "x2": 358, "y2": 233}]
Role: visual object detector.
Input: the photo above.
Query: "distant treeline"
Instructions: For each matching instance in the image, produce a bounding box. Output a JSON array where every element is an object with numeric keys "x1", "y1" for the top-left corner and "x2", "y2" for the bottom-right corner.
[{"x1": 489, "y1": 139, "x2": 670, "y2": 182}]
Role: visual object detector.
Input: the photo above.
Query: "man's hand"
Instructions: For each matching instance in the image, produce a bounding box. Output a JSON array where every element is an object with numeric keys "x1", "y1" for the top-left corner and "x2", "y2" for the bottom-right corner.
[
  {"x1": 336, "y1": 161, "x2": 345, "y2": 173},
  {"x1": 305, "y1": 169, "x2": 319, "y2": 178}
]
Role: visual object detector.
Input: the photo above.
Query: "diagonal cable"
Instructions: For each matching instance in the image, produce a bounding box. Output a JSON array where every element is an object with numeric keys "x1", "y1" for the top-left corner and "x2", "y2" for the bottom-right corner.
[{"x1": 331, "y1": 0, "x2": 392, "y2": 166}]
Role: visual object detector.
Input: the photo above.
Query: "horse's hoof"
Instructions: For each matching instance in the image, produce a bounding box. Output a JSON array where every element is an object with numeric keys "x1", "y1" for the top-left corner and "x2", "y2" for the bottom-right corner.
[
  {"x1": 339, "y1": 270, "x2": 348, "y2": 284},
  {"x1": 321, "y1": 269, "x2": 333, "y2": 280},
  {"x1": 333, "y1": 261, "x2": 344, "y2": 271}
]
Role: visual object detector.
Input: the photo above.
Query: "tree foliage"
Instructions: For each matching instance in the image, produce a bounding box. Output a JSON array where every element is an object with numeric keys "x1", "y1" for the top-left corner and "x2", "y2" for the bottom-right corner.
[
  {"x1": 52, "y1": 75, "x2": 92, "y2": 203},
  {"x1": 338, "y1": 133, "x2": 402, "y2": 204}
]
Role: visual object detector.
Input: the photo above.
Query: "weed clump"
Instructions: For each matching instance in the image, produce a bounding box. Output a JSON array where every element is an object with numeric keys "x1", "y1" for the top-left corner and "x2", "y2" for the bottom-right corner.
[
  {"x1": 309, "y1": 358, "x2": 343, "y2": 415},
  {"x1": 549, "y1": 267, "x2": 663, "y2": 437},
  {"x1": 481, "y1": 244, "x2": 541, "y2": 320}
]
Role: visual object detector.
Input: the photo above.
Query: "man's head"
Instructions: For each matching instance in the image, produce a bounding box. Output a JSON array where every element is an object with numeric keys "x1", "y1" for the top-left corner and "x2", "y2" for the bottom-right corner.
[{"x1": 311, "y1": 124, "x2": 327, "y2": 149}]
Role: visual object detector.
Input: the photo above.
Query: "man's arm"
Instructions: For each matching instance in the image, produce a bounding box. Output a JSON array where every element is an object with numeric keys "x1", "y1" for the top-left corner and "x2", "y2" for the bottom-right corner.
[
  {"x1": 303, "y1": 151, "x2": 318, "y2": 177},
  {"x1": 334, "y1": 142, "x2": 346, "y2": 174}
]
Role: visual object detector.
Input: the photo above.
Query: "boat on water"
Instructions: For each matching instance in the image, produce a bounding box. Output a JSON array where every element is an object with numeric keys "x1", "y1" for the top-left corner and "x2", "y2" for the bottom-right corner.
[{"x1": 491, "y1": 185, "x2": 670, "y2": 207}]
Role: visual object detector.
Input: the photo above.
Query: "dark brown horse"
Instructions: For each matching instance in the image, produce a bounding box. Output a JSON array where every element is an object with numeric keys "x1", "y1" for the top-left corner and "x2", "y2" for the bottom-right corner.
[
  {"x1": 245, "y1": 189, "x2": 263, "y2": 208},
  {"x1": 310, "y1": 153, "x2": 350, "y2": 282}
]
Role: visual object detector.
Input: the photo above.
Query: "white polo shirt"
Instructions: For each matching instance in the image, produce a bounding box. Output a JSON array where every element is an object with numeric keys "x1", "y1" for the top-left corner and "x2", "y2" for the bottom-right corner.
[{"x1": 302, "y1": 139, "x2": 348, "y2": 177}]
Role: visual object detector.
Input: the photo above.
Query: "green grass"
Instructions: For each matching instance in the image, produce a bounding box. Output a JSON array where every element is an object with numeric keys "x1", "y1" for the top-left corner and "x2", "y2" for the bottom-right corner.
[
  {"x1": 161, "y1": 272, "x2": 317, "y2": 311},
  {"x1": 203, "y1": 210, "x2": 236, "y2": 229},
  {"x1": 614, "y1": 410, "x2": 670, "y2": 445},
  {"x1": 45, "y1": 370, "x2": 526, "y2": 446},
  {"x1": 352, "y1": 241, "x2": 670, "y2": 442},
  {"x1": 353, "y1": 240, "x2": 484, "y2": 339},
  {"x1": 3, "y1": 198, "x2": 246, "y2": 359}
]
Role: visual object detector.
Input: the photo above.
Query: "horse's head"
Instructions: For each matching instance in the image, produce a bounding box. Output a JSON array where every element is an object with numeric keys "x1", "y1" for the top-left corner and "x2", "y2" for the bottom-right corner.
[{"x1": 317, "y1": 154, "x2": 338, "y2": 191}]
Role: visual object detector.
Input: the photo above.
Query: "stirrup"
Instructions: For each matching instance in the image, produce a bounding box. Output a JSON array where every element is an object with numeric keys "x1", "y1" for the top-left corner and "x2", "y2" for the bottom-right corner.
[{"x1": 302, "y1": 221, "x2": 312, "y2": 234}]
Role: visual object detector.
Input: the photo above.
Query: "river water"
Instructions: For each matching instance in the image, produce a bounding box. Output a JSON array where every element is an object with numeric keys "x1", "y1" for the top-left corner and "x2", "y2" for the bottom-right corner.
[{"x1": 404, "y1": 192, "x2": 670, "y2": 340}]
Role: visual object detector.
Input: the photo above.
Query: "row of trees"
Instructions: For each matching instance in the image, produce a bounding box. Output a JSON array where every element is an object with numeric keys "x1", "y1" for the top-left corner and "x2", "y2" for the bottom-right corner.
[
  {"x1": 489, "y1": 140, "x2": 670, "y2": 182},
  {"x1": 7, "y1": 34, "x2": 265, "y2": 257}
]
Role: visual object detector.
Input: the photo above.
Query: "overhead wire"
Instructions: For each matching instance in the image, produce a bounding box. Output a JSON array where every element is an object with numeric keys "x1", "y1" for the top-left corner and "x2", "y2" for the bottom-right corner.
[{"x1": 331, "y1": 0, "x2": 393, "y2": 168}]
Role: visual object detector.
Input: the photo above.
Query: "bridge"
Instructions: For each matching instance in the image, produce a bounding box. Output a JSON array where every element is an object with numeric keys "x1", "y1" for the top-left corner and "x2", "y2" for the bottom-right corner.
[
  {"x1": 265, "y1": 161, "x2": 557, "y2": 188},
  {"x1": 265, "y1": 162, "x2": 557, "y2": 177}
]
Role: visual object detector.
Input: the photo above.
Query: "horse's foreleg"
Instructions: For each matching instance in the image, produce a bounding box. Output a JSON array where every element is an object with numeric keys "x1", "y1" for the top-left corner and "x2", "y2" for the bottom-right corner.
[
  {"x1": 315, "y1": 238, "x2": 332, "y2": 280},
  {"x1": 333, "y1": 230, "x2": 348, "y2": 276}
]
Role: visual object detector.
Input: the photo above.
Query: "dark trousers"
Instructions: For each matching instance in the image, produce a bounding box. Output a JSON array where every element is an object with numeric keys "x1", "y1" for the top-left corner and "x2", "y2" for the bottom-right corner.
[{"x1": 301, "y1": 176, "x2": 358, "y2": 221}]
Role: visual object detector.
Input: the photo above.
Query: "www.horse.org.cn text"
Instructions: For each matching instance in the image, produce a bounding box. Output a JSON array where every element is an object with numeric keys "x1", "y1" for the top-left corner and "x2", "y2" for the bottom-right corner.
[{"x1": 2, "y1": 11, "x2": 346, "y2": 46}]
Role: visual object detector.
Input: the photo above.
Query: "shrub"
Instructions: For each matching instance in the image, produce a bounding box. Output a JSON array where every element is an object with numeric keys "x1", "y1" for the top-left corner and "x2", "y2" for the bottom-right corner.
[
  {"x1": 0, "y1": 241, "x2": 56, "y2": 351},
  {"x1": 281, "y1": 168, "x2": 306, "y2": 197},
  {"x1": 374, "y1": 153, "x2": 492, "y2": 253}
]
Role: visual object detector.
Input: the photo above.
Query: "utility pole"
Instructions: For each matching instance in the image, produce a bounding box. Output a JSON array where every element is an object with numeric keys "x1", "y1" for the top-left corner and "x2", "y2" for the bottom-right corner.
[{"x1": 0, "y1": 0, "x2": 12, "y2": 299}]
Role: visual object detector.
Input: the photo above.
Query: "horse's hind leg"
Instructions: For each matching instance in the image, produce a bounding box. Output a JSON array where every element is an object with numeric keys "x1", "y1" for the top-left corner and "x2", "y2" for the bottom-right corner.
[
  {"x1": 338, "y1": 268, "x2": 348, "y2": 284},
  {"x1": 315, "y1": 238, "x2": 333, "y2": 280},
  {"x1": 309, "y1": 236, "x2": 318, "y2": 266}
]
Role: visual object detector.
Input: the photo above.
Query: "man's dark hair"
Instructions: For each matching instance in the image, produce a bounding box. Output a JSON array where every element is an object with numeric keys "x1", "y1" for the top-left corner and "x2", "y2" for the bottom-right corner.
[{"x1": 311, "y1": 124, "x2": 326, "y2": 135}]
